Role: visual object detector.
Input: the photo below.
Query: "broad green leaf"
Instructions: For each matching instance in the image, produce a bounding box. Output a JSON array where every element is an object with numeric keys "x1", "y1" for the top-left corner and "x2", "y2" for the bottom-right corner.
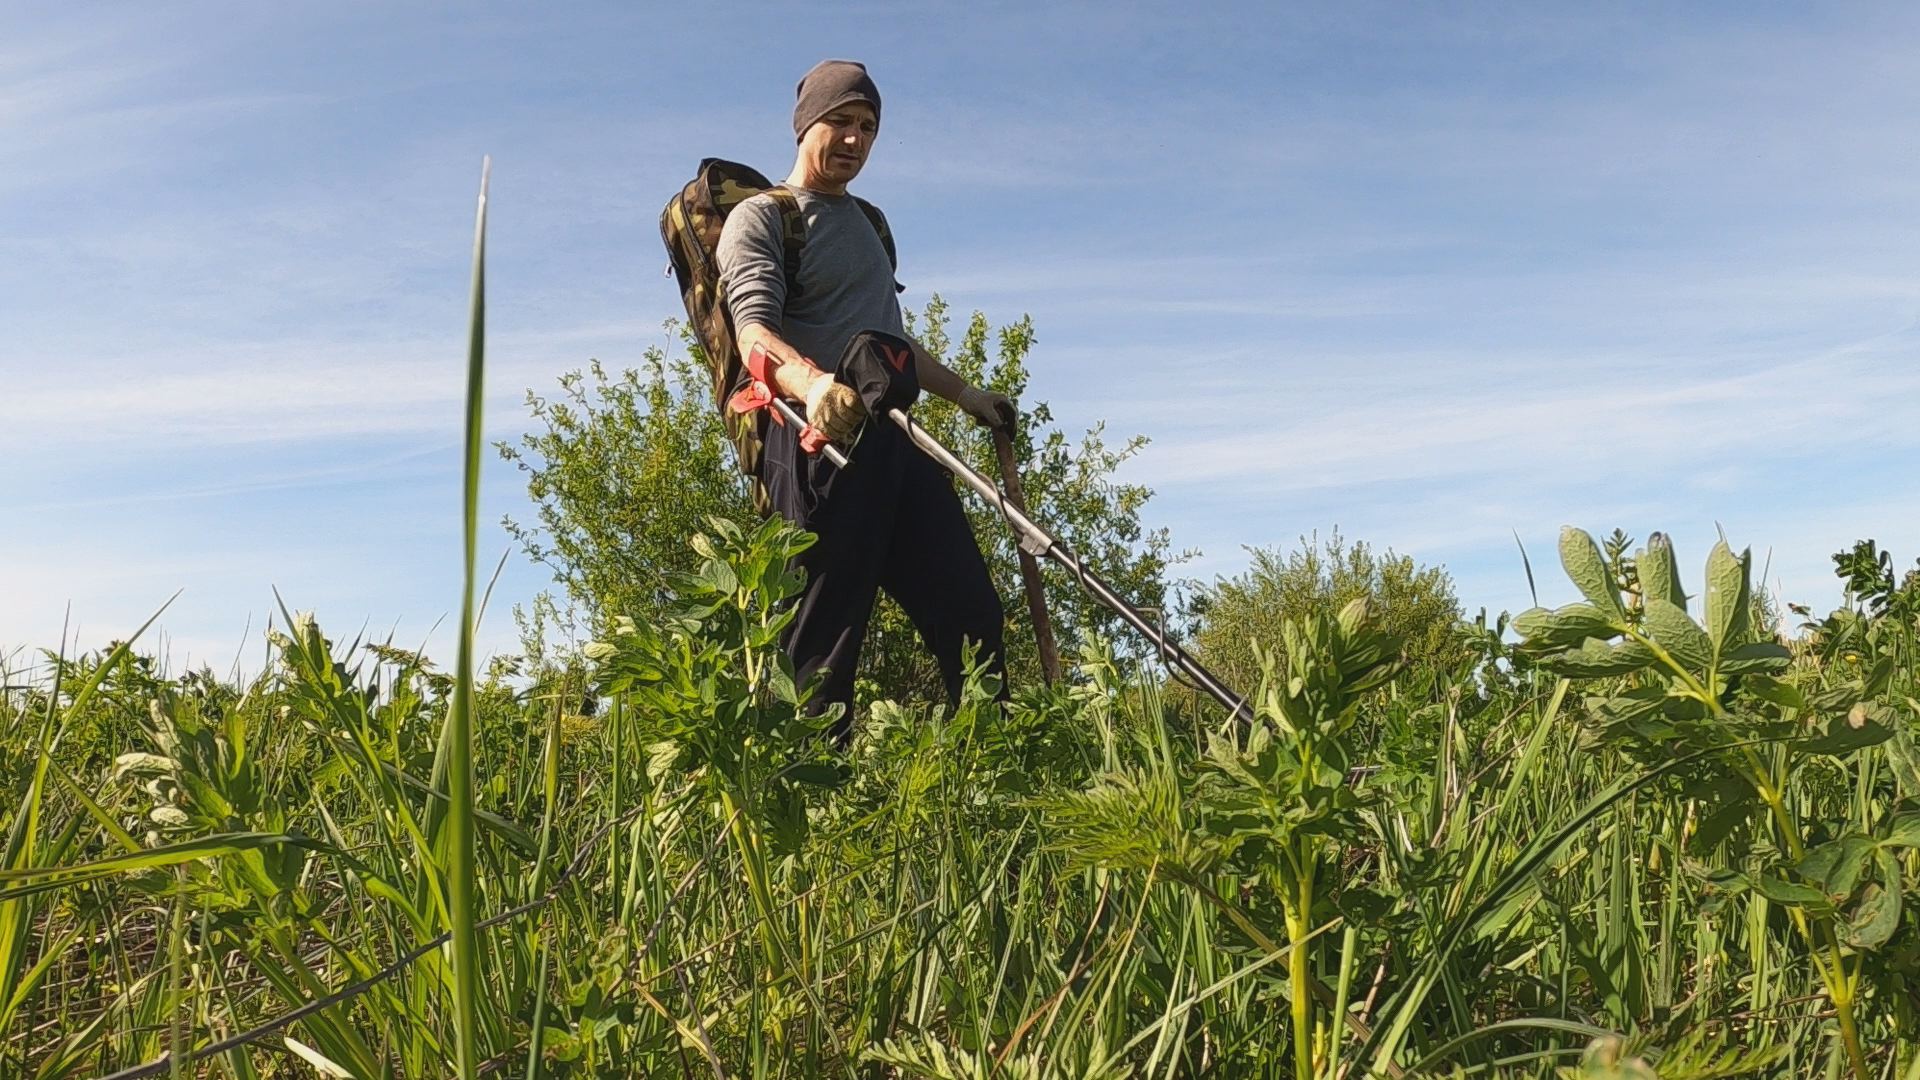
[
  {"x1": 767, "y1": 659, "x2": 799, "y2": 705},
  {"x1": 1704, "y1": 541, "x2": 1751, "y2": 650},
  {"x1": 1539, "y1": 637, "x2": 1656, "y2": 678},
  {"x1": 1691, "y1": 799, "x2": 1756, "y2": 854},
  {"x1": 1719, "y1": 642, "x2": 1792, "y2": 676},
  {"x1": 1334, "y1": 886, "x2": 1396, "y2": 923},
  {"x1": 1642, "y1": 599, "x2": 1711, "y2": 673},
  {"x1": 1335, "y1": 595, "x2": 1371, "y2": 637},
  {"x1": 1882, "y1": 809, "x2": 1920, "y2": 848},
  {"x1": 1560, "y1": 527, "x2": 1625, "y2": 621},
  {"x1": 1796, "y1": 835, "x2": 1874, "y2": 900},
  {"x1": 1690, "y1": 862, "x2": 1751, "y2": 914},
  {"x1": 1741, "y1": 674, "x2": 1804, "y2": 710},
  {"x1": 1589, "y1": 687, "x2": 1673, "y2": 733},
  {"x1": 702, "y1": 559, "x2": 739, "y2": 595},
  {"x1": 1752, "y1": 874, "x2": 1827, "y2": 908},
  {"x1": 1796, "y1": 704, "x2": 1894, "y2": 756},
  {"x1": 545, "y1": 1029, "x2": 581, "y2": 1062},
  {"x1": 1514, "y1": 604, "x2": 1620, "y2": 649},
  {"x1": 1888, "y1": 721, "x2": 1920, "y2": 799},
  {"x1": 1806, "y1": 684, "x2": 1860, "y2": 712},
  {"x1": 782, "y1": 762, "x2": 845, "y2": 787},
  {"x1": 1638, "y1": 532, "x2": 1687, "y2": 611},
  {"x1": 645, "y1": 741, "x2": 681, "y2": 784},
  {"x1": 1862, "y1": 653, "x2": 1897, "y2": 696},
  {"x1": 1844, "y1": 873, "x2": 1900, "y2": 951},
  {"x1": 1688, "y1": 862, "x2": 1750, "y2": 895}
]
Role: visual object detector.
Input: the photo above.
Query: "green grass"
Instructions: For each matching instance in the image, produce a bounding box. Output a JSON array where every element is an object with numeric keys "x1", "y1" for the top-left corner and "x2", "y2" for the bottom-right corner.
[{"x1": 2, "y1": 524, "x2": 1916, "y2": 1077}]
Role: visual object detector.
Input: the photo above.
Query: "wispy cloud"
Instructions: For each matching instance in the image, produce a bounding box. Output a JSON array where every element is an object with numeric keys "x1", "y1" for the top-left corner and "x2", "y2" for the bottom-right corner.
[
  {"x1": 1127, "y1": 339, "x2": 1920, "y2": 492},
  {"x1": 0, "y1": 316, "x2": 667, "y2": 455}
]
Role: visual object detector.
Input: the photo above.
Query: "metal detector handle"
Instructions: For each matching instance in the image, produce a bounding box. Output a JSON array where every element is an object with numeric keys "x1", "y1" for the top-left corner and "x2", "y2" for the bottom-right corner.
[{"x1": 771, "y1": 398, "x2": 850, "y2": 468}]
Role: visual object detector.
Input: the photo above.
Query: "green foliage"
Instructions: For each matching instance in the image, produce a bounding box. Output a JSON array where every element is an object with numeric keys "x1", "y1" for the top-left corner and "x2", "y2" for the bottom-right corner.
[
  {"x1": 1188, "y1": 529, "x2": 1465, "y2": 698},
  {"x1": 1517, "y1": 527, "x2": 1918, "y2": 1079},
  {"x1": 1559, "y1": 1028, "x2": 1787, "y2": 1079},
  {"x1": 1044, "y1": 599, "x2": 1402, "y2": 1080},
  {"x1": 865, "y1": 1032, "x2": 1129, "y2": 1080},
  {"x1": 1835, "y1": 538, "x2": 1920, "y2": 622},
  {"x1": 6, "y1": 526, "x2": 1920, "y2": 1079},
  {"x1": 585, "y1": 514, "x2": 842, "y2": 813},
  {"x1": 500, "y1": 346, "x2": 753, "y2": 632}
]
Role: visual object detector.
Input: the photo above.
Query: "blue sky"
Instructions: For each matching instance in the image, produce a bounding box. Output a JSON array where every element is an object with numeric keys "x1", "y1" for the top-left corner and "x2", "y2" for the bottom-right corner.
[{"x1": 5, "y1": 2, "x2": 1918, "y2": 674}]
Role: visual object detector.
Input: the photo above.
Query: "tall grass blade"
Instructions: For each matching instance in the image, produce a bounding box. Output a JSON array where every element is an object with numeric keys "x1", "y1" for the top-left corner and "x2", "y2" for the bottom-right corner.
[{"x1": 444, "y1": 154, "x2": 491, "y2": 1079}]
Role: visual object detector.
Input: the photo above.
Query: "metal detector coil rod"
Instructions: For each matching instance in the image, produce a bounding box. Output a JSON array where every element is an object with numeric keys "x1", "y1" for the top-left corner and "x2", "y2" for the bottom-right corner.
[{"x1": 883, "y1": 408, "x2": 1251, "y2": 722}]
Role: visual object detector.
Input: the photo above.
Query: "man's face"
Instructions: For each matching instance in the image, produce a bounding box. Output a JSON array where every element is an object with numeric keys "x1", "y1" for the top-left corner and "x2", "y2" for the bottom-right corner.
[{"x1": 799, "y1": 102, "x2": 877, "y2": 190}]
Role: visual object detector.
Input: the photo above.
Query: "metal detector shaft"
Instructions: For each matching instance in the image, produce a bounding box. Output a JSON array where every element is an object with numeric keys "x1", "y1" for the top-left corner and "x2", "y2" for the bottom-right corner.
[
  {"x1": 772, "y1": 398, "x2": 850, "y2": 468},
  {"x1": 886, "y1": 408, "x2": 1250, "y2": 722}
]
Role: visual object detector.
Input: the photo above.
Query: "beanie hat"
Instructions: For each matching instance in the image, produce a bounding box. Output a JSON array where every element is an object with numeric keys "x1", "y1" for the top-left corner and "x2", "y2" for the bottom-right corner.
[{"x1": 793, "y1": 59, "x2": 881, "y2": 143}]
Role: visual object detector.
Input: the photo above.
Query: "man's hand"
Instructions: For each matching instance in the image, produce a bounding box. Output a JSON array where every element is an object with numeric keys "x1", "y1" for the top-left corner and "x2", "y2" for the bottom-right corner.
[
  {"x1": 906, "y1": 337, "x2": 1015, "y2": 429},
  {"x1": 957, "y1": 386, "x2": 1016, "y2": 430},
  {"x1": 804, "y1": 376, "x2": 866, "y2": 444},
  {"x1": 741, "y1": 325, "x2": 865, "y2": 446}
]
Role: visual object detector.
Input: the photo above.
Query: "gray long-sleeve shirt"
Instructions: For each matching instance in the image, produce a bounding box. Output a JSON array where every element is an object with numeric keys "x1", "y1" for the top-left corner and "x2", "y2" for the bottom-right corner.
[{"x1": 716, "y1": 187, "x2": 904, "y2": 371}]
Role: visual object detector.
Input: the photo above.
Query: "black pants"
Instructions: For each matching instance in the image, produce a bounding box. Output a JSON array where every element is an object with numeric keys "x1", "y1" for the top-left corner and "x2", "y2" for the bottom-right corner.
[{"x1": 766, "y1": 419, "x2": 1006, "y2": 734}]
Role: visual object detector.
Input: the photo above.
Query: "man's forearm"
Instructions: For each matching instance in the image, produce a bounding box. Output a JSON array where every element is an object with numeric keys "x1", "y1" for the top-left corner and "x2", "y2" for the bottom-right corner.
[
  {"x1": 909, "y1": 337, "x2": 967, "y2": 402},
  {"x1": 738, "y1": 322, "x2": 827, "y2": 401},
  {"x1": 740, "y1": 324, "x2": 973, "y2": 404}
]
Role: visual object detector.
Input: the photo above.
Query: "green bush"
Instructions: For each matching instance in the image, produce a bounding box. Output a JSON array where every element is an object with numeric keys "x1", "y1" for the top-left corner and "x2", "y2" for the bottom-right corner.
[{"x1": 1188, "y1": 529, "x2": 1467, "y2": 696}]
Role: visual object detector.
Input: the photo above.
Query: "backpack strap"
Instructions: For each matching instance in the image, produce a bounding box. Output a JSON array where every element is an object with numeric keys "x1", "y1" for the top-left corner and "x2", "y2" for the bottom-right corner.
[
  {"x1": 764, "y1": 186, "x2": 808, "y2": 301},
  {"x1": 768, "y1": 186, "x2": 907, "y2": 298},
  {"x1": 852, "y1": 196, "x2": 906, "y2": 294}
]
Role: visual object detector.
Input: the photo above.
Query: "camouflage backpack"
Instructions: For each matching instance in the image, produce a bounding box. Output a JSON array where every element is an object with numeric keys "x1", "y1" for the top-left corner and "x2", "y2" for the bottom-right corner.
[{"x1": 660, "y1": 158, "x2": 898, "y2": 512}]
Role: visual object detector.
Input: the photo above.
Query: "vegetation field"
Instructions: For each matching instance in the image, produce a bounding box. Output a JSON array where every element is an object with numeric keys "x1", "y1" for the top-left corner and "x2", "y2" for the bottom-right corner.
[{"x1": 4, "y1": 186, "x2": 1919, "y2": 1079}]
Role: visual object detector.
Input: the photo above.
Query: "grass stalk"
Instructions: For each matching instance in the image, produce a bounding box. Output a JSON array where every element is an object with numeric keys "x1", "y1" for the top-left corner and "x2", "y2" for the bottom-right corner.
[{"x1": 444, "y1": 154, "x2": 492, "y2": 1079}]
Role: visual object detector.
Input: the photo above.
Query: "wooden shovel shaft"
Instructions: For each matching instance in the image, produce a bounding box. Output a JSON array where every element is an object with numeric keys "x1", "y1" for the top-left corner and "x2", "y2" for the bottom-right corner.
[{"x1": 992, "y1": 428, "x2": 1062, "y2": 686}]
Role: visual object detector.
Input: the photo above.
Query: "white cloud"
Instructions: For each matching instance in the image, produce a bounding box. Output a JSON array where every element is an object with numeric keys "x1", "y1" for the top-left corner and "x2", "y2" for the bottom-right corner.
[{"x1": 0, "y1": 315, "x2": 666, "y2": 455}]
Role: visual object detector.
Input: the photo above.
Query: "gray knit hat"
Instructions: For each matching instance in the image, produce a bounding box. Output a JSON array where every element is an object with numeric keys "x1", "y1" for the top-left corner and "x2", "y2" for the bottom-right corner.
[{"x1": 793, "y1": 59, "x2": 881, "y2": 143}]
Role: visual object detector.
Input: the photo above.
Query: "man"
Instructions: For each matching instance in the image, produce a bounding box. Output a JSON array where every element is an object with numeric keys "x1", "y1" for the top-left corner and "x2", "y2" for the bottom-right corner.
[{"x1": 716, "y1": 59, "x2": 1013, "y2": 733}]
